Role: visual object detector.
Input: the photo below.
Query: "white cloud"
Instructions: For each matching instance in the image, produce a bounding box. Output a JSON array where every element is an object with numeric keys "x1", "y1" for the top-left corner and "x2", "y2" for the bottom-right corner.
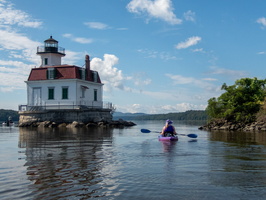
[
  {"x1": 132, "y1": 72, "x2": 152, "y2": 86},
  {"x1": 165, "y1": 73, "x2": 219, "y2": 92},
  {"x1": 175, "y1": 36, "x2": 201, "y2": 49},
  {"x1": 62, "y1": 33, "x2": 93, "y2": 44},
  {"x1": 208, "y1": 66, "x2": 247, "y2": 78},
  {"x1": 127, "y1": 0, "x2": 182, "y2": 25},
  {"x1": 116, "y1": 27, "x2": 128, "y2": 31},
  {"x1": 183, "y1": 10, "x2": 195, "y2": 22},
  {"x1": 0, "y1": 30, "x2": 41, "y2": 67},
  {"x1": 0, "y1": 59, "x2": 36, "y2": 92},
  {"x1": 161, "y1": 103, "x2": 206, "y2": 112},
  {"x1": 137, "y1": 48, "x2": 177, "y2": 60},
  {"x1": 84, "y1": 22, "x2": 109, "y2": 30},
  {"x1": 0, "y1": 1, "x2": 43, "y2": 93},
  {"x1": 0, "y1": 30, "x2": 40, "y2": 50},
  {"x1": 202, "y1": 78, "x2": 217, "y2": 81},
  {"x1": 0, "y1": 70, "x2": 27, "y2": 91},
  {"x1": 91, "y1": 54, "x2": 130, "y2": 92},
  {"x1": 116, "y1": 102, "x2": 206, "y2": 114},
  {"x1": 167, "y1": 74, "x2": 195, "y2": 84},
  {"x1": 257, "y1": 17, "x2": 266, "y2": 28},
  {"x1": 62, "y1": 50, "x2": 84, "y2": 65},
  {"x1": 192, "y1": 48, "x2": 204, "y2": 53},
  {"x1": 0, "y1": 0, "x2": 42, "y2": 28},
  {"x1": 0, "y1": 60, "x2": 31, "y2": 73}
]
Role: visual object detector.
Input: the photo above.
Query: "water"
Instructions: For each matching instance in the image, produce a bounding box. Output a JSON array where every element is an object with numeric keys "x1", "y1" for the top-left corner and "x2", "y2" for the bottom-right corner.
[{"x1": 1, "y1": 120, "x2": 266, "y2": 200}]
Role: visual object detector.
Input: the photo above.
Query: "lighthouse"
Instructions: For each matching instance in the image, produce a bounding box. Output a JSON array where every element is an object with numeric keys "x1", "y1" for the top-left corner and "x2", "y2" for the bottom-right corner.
[
  {"x1": 19, "y1": 36, "x2": 113, "y2": 125},
  {"x1": 37, "y1": 36, "x2": 65, "y2": 67}
]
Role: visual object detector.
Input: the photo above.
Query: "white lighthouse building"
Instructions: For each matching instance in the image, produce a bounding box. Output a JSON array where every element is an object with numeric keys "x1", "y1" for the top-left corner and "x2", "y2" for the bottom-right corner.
[{"x1": 19, "y1": 36, "x2": 113, "y2": 125}]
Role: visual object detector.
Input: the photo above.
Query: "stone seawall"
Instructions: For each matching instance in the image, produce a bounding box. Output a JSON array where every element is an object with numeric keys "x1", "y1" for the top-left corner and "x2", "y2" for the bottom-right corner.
[{"x1": 19, "y1": 109, "x2": 112, "y2": 126}]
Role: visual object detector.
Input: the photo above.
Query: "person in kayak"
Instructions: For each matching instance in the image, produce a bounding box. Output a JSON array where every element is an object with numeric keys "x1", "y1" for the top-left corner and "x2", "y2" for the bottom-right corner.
[{"x1": 160, "y1": 119, "x2": 177, "y2": 137}]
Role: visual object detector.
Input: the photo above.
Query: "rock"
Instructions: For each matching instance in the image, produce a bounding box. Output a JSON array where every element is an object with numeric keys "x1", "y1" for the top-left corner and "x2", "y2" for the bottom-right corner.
[
  {"x1": 49, "y1": 122, "x2": 58, "y2": 128},
  {"x1": 200, "y1": 119, "x2": 266, "y2": 132},
  {"x1": 66, "y1": 121, "x2": 84, "y2": 128},
  {"x1": 86, "y1": 122, "x2": 97, "y2": 127},
  {"x1": 58, "y1": 123, "x2": 67, "y2": 128},
  {"x1": 109, "y1": 120, "x2": 136, "y2": 127},
  {"x1": 17, "y1": 119, "x2": 137, "y2": 129},
  {"x1": 38, "y1": 121, "x2": 51, "y2": 127}
]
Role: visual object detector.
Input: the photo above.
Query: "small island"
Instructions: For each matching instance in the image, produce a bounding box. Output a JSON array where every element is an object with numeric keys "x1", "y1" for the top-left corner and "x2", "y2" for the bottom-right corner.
[{"x1": 200, "y1": 77, "x2": 266, "y2": 132}]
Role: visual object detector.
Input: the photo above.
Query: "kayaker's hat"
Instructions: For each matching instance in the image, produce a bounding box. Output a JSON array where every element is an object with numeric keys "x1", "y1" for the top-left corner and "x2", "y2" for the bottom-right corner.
[{"x1": 166, "y1": 119, "x2": 173, "y2": 124}]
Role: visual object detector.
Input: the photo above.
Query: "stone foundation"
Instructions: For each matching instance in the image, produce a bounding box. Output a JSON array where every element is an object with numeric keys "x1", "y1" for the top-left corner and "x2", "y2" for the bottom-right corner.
[
  {"x1": 19, "y1": 108, "x2": 113, "y2": 126},
  {"x1": 19, "y1": 119, "x2": 136, "y2": 128}
]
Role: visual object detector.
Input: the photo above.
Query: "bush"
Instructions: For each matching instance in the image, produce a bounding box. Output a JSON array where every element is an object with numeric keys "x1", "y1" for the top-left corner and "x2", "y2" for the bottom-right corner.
[{"x1": 206, "y1": 78, "x2": 266, "y2": 123}]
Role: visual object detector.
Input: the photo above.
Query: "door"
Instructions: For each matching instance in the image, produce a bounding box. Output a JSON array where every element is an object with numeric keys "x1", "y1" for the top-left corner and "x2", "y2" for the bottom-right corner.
[{"x1": 32, "y1": 88, "x2": 42, "y2": 106}]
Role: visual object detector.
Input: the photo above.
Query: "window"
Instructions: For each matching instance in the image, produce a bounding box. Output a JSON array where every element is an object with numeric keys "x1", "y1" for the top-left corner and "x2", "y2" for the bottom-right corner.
[
  {"x1": 94, "y1": 89, "x2": 97, "y2": 101},
  {"x1": 44, "y1": 58, "x2": 48, "y2": 65},
  {"x1": 47, "y1": 68, "x2": 55, "y2": 79},
  {"x1": 79, "y1": 68, "x2": 86, "y2": 80},
  {"x1": 62, "y1": 87, "x2": 68, "y2": 99},
  {"x1": 48, "y1": 88, "x2": 54, "y2": 100}
]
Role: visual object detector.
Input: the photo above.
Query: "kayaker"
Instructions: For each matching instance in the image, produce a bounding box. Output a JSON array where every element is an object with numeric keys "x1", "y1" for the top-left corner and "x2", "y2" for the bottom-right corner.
[{"x1": 160, "y1": 119, "x2": 177, "y2": 137}]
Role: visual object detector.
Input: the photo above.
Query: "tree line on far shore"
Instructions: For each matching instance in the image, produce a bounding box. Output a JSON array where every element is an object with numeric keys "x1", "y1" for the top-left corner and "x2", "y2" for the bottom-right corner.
[
  {"x1": 0, "y1": 109, "x2": 19, "y2": 122},
  {"x1": 113, "y1": 110, "x2": 208, "y2": 121}
]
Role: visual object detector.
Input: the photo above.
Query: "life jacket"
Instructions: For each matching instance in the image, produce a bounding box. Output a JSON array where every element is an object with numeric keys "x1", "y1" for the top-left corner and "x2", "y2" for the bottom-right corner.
[{"x1": 164, "y1": 125, "x2": 174, "y2": 136}]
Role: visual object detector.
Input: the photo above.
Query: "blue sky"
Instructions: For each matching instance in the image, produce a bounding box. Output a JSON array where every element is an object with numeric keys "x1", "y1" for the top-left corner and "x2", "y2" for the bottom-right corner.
[{"x1": 0, "y1": 0, "x2": 266, "y2": 114}]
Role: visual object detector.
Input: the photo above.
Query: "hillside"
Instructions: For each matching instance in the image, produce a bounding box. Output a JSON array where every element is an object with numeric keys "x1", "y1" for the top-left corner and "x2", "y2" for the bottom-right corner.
[{"x1": 113, "y1": 110, "x2": 208, "y2": 121}]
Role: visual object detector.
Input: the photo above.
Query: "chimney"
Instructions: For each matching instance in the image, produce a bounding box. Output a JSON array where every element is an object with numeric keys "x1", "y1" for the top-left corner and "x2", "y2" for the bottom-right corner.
[
  {"x1": 85, "y1": 55, "x2": 90, "y2": 71},
  {"x1": 85, "y1": 55, "x2": 92, "y2": 81}
]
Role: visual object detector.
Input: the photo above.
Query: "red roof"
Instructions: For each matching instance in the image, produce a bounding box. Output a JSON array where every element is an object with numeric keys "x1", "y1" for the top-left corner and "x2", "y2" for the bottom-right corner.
[{"x1": 27, "y1": 65, "x2": 101, "y2": 83}]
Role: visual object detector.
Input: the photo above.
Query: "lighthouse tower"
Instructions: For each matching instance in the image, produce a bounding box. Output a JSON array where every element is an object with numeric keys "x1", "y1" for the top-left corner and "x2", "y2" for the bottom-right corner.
[{"x1": 37, "y1": 36, "x2": 65, "y2": 67}]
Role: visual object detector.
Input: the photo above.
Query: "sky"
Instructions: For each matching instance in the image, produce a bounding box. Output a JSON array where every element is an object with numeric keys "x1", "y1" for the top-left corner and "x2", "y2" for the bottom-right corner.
[{"x1": 0, "y1": 0, "x2": 266, "y2": 114}]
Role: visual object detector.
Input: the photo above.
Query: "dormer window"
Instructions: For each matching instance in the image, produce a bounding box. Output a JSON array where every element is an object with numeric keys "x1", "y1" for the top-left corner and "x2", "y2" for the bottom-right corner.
[
  {"x1": 79, "y1": 68, "x2": 86, "y2": 80},
  {"x1": 47, "y1": 68, "x2": 55, "y2": 79},
  {"x1": 93, "y1": 71, "x2": 98, "y2": 82}
]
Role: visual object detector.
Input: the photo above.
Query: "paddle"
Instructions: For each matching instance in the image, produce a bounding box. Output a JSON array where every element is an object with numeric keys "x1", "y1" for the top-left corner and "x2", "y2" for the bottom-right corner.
[{"x1": 140, "y1": 128, "x2": 198, "y2": 138}]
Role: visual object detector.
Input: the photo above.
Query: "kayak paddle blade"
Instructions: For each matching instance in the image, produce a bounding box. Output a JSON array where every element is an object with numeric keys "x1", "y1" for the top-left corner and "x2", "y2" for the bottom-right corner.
[
  {"x1": 187, "y1": 133, "x2": 198, "y2": 138},
  {"x1": 141, "y1": 129, "x2": 151, "y2": 133}
]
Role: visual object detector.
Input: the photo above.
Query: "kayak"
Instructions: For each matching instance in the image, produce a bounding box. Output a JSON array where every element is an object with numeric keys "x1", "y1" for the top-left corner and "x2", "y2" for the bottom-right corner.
[{"x1": 158, "y1": 135, "x2": 178, "y2": 141}]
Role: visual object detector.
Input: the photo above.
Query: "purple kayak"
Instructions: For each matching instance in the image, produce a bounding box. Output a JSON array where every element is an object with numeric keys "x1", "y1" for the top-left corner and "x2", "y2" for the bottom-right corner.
[{"x1": 158, "y1": 135, "x2": 178, "y2": 141}]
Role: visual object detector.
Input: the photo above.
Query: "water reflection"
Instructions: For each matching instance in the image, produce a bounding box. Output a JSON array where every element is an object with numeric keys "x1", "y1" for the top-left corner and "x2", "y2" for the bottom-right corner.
[
  {"x1": 160, "y1": 140, "x2": 177, "y2": 153},
  {"x1": 209, "y1": 130, "x2": 266, "y2": 145},
  {"x1": 208, "y1": 130, "x2": 266, "y2": 197},
  {"x1": 19, "y1": 127, "x2": 114, "y2": 199},
  {"x1": 1, "y1": 122, "x2": 265, "y2": 199}
]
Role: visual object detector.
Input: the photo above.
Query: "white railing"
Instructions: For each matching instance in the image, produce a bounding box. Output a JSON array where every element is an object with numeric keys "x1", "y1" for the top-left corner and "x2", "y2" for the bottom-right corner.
[{"x1": 19, "y1": 101, "x2": 115, "y2": 112}]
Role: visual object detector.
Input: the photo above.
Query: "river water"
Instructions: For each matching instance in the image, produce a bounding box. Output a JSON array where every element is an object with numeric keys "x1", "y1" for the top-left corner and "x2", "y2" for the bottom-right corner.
[{"x1": 1, "y1": 120, "x2": 266, "y2": 200}]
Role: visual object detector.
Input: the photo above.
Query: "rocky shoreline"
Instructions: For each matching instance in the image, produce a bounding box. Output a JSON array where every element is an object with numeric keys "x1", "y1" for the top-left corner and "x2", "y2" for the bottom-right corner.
[
  {"x1": 18, "y1": 119, "x2": 136, "y2": 128},
  {"x1": 199, "y1": 119, "x2": 266, "y2": 132}
]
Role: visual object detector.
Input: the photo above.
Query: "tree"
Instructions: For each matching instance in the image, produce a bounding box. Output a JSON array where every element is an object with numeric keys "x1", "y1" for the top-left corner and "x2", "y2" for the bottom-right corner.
[{"x1": 206, "y1": 77, "x2": 266, "y2": 123}]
